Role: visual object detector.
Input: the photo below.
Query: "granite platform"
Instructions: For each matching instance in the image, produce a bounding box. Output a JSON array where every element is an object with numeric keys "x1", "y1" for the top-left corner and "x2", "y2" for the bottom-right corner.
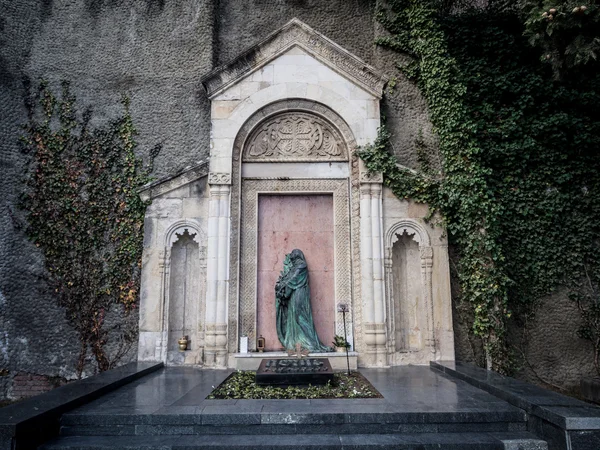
[{"x1": 40, "y1": 365, "x2": 547, "y2": 449}]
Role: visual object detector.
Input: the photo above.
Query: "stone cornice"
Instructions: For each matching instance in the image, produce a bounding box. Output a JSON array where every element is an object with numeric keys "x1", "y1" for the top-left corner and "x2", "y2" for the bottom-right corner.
[
  {"x1": 201, "y1": 18, "x2": 388, "y2": 99},
  {"x1": 138, "y1": 161, "x2": 209, "y2": 201}
]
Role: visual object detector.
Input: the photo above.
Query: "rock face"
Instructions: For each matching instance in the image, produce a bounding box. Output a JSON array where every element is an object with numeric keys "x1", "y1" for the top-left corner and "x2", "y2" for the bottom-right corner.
[{"x1": 0, "y1": 0, "x2": 593, "y2": 397}]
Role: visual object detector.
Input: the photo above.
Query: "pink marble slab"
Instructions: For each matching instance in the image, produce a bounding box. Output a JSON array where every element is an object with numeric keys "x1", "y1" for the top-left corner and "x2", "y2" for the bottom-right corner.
[{"x1": 256, "y1": 194, "x2": 335, "y2": 351}]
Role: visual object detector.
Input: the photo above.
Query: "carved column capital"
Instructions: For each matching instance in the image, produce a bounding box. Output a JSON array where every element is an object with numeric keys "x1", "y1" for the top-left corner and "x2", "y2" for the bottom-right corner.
[
  {"x1": 359, "y1": 171, "x2": 383, "y2": 184},
  {"x1": 359, "y1": 183, "x2": 372, "y2": 197},
  {"x1": 420, "y1": 246, "x2": 434, "y2": 269},
  {"x1": 208, "y1": 172, "x2": 232, "y2": 185}
]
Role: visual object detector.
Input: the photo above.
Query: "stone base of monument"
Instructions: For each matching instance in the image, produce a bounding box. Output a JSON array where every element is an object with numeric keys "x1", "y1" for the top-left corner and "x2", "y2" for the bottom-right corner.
[
  {"x1": 255, "y1": 358, "x2": 334, "y2": 386},
  {"x1": 231, "y1": 351, "x2": 358, "y2": 371}
]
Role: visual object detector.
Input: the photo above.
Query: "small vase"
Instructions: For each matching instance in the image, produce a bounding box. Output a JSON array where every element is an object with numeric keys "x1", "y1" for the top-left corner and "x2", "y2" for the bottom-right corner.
[
  {"x1": 178, "y1": 337, "x2": 188, "y2": 351},
  {"x1": 335, "y1": 346, "x2": 346, "y2": 353}
]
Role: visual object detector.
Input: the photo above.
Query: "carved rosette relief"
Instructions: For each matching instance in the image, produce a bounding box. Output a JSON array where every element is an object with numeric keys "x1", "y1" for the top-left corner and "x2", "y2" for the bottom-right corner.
[{"x1": 243, "y1": 112, "x2": 347, "y2": 162}]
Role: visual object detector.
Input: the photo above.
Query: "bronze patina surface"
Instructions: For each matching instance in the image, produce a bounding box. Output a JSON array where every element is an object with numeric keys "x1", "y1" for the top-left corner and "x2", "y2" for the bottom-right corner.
[{"x1": 275, "y1": 249, "x2": 331, "y2": 353}]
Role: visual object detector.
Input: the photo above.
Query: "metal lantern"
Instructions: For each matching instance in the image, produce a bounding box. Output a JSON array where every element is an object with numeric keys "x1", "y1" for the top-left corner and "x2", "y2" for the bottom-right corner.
[
  {"x1": 257, "y1": 335, "x2": 265, "y2": 352},
  {"x1": 178, "y1": 336, "x2": 188, "y2": 352}
]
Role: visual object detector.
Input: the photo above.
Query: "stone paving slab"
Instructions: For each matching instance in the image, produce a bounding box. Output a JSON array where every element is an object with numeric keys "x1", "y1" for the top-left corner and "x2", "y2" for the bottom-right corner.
[
  {"x1": 40, "y1": 365, "x2": 552, "y2": 449},
  {"x1": 63, "y1": 365, "x2": 526, "y2": 418}
]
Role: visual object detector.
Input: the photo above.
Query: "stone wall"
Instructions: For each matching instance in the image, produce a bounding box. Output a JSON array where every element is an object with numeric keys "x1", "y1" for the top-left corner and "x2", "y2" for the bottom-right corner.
[{"x1": 1, "y1": 0, "x2": 217, "y2": 396}]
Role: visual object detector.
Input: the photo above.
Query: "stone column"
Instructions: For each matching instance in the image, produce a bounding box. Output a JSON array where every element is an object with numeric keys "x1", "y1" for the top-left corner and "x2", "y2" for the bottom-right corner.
[
  {"x1": 157, "y1": 249, "x2": 171, "y2": 363},
  {"x1": 384, "y1": 249, "x2": 395, "y2": 361},
  {"x1": 205, "y1": 173, "x2": 231, "y2": 367},
  {"x1": 420, "y1": 246, "x2": 436, "y2": 354},
  {"x1": 360, "y1": 170, "x2": 387, "y2": 366}
]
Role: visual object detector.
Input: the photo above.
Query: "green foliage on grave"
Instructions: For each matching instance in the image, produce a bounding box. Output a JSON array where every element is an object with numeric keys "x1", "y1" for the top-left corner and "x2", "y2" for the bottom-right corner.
[
  {"x1": 359, "y1": 0, "x2": 600, "y2": 373},
  {"x1": 20, "y1": 81, "x2": 158, "y2": 375},
  {"x1": 207, "y1": 371, "x2": 381, "y2": 399}
]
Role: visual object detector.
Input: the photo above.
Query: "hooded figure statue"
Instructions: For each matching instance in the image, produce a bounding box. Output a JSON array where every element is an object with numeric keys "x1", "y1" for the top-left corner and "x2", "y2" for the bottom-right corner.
[{"x1": 275, "y1": 249, "x2": 331, "y2": 352}]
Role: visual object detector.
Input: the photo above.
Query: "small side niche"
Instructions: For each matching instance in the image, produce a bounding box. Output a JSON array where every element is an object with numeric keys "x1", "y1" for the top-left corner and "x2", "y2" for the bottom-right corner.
[
  {"x1": 392, "y1": 231, "x2": 426, "y2": 352},
  {"x1": 167, "y1": 229, "x2": 201, "y2": 364}
]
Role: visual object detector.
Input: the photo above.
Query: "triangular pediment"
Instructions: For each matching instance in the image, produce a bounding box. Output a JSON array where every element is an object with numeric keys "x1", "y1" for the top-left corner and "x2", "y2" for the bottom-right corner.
[
  {"x1": 201, "y1": 18, "x2": 388, "y2": 99},
  {"x1": 138, "y1": 160, "x2": 209, "y2": 201}
]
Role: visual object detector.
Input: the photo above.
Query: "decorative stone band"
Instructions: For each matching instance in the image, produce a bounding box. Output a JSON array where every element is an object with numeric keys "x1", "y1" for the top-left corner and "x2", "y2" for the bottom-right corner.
[
  {"x1": 208, "y1": 172, "x2": 232, "y2": 185},
  {"x1": 201, "y1": 18, "x2": 388, "y2": 99},
  {"x1": 420, "y1": 246, "x2": 434, "y2": 267},
  {"x1": 359, "y1": 171, "x2": 384, "y2": 183},
  {"x1": 138, "y1": 161, "x2": 209, "y2": 201}
]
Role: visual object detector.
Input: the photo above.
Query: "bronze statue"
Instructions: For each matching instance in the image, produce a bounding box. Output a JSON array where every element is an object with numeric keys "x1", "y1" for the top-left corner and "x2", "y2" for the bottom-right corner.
[{"x1": 275, "y1": 249, "x2": 330, "y2": 352}]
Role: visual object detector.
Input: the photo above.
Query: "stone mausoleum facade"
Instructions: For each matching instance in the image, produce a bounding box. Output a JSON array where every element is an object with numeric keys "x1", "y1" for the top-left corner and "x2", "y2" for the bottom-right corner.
[
  {"x1": 3, "y1": 0, "x2": 594, "y2": 399},
  {"x1": 135, "y1": 20, "x2": 454, "y2": 369}
]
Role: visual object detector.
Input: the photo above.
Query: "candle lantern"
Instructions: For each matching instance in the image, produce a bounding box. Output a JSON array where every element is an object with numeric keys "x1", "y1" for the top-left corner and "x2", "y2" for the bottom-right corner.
[
  {"x1": 257, "y1": 335, "x2": 265, "y2": 352},
  {"x1": 178, "y1": 336, "x2": 188, "y2": 352}
]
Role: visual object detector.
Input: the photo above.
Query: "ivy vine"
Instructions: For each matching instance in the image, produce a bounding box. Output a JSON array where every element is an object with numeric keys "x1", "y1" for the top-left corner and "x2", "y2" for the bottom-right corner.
[
  {"x1": 360, "y1": 0, "x2": 600, "y2": 373},
  {"x1": 522, "y1": 0, "x2": 599, "y2": 78},
  {"x1": 20, "y1": 81, "x2": 157, "y2": 376}
]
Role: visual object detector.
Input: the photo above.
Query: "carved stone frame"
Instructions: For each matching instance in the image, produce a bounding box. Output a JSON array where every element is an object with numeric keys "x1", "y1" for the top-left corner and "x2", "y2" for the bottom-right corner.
[
  {"x1": 384, "y1": 220, "x2": 435, "y2": 362},
  {"x1": 239, "y1": 179, "x2": 351, "y2": 350},
  {"x1": 228, "y1": 99, "x2": 362, "y2": 353}
]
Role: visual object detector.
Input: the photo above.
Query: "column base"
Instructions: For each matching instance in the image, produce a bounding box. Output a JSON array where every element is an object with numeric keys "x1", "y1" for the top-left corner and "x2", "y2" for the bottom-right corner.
[{"x1": 363, "y1": 322, "x2": 388, "y2": 367}]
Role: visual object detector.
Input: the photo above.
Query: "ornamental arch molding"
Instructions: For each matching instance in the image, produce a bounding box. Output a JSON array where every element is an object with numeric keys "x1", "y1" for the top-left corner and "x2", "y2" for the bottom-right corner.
[
  {"x1": 227, "y1": 99, "x2": 363, "y2": 355},
  {"x1": 232, "y1": 98, "x2": 356, "y2": 163},
  {"x1": 384, "y1": 219, "x2": 436, "y2": 362},
  {"x1": 164, "y1": 219, "x2": 204, "y2": 249},
  {"x1": 385, "y1": 219, "x2": 431, "y2": 250}
]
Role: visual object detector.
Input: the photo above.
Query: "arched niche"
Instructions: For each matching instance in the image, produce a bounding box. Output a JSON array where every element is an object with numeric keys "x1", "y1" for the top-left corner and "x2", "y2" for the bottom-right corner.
[
  {"x1": 384, "y1": 220, "x2": 435, "y2": 362},
  {"x1": 158, "y1": 220, "x2": 206, "y2": 365},
  {"x1": 227, "y1": 99, "x2": 360, "y2": 353}
]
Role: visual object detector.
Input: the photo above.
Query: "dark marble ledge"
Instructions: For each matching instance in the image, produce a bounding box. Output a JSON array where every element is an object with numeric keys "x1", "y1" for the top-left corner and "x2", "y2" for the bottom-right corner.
[
  {"x1": 0, "y1": 362, "x2": 163, "y2": 450},
  {"x1": 432, "y1": 360, "x2": 600, "y2": 430}
]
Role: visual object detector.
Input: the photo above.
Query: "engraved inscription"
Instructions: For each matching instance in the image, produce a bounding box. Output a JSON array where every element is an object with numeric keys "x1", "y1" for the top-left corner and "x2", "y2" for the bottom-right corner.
[{"x1": 263, "y1": 358, "x2": 327, "y2": 373}]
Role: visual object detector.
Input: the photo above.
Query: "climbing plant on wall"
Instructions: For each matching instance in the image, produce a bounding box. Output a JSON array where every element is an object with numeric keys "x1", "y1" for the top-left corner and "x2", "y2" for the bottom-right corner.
[
  {"x1": 522, "y1": 0, "x2": 599, "y2": 78},
  {"x1": 20, "y1": 81, "x2": 157, "y2": 376},
  {"x1": 360, "y1": 0, "x2": 600, "y2": 373}
]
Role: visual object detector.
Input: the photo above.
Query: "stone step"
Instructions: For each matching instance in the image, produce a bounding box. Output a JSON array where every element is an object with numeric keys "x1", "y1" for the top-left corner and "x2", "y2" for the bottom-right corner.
[
  {"x1": 60, "y1": 410, "x2": 527, "y2": 437},
  {"x1": 61, "y1": 409, "x2": 527, "y2": 428},
  {"x1": 61, "y1": 421, "x2": 526, "y2": 436},
  {"x1": 41, "y1": 432, "x2": 548, "y2": 449}
]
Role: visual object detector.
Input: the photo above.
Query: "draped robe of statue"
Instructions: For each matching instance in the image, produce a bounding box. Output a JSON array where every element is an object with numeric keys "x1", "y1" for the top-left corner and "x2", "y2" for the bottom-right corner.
[{"x1": 275, "y1": 249, "x2": 330, "y2": 352}]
